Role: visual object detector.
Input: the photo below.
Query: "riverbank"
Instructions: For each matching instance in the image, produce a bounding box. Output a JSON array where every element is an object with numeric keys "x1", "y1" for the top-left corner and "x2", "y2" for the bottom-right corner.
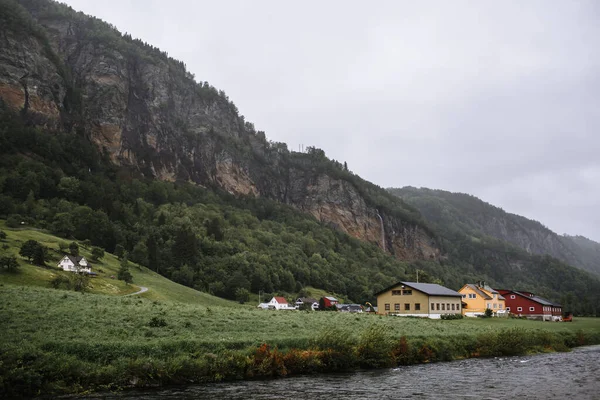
[
  {"x1": 1, "y1": 285, "x2": 599, "y2": 397},
  {"x1": 86, "y1": 345, "x2": 600, "y2": 399}
]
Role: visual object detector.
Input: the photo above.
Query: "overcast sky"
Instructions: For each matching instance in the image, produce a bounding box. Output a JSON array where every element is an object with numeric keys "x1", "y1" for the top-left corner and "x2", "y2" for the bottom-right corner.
[{"x1": 63, "y1": 0, "x2": 600, "y2": 241}]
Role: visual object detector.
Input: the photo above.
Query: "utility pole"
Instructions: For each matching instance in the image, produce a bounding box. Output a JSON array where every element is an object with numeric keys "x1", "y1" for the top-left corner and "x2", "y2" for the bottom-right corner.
[{"x1": 416, "y1": 270, "x2": 419, "y2": 283}]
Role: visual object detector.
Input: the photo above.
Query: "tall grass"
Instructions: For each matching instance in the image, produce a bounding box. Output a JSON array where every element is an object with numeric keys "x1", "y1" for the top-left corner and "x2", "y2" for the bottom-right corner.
[{"x1": 1, "y1": 285, "x2": 599, "y2": 397}]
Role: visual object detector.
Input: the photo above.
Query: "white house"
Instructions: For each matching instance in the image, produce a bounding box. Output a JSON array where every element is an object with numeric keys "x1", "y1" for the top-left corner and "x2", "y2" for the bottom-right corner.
[
  {"x1": 295, "y1": 297, "x2": 319, "y2": 310},
  {"x1": 267, "y1": 296, "x2": 296, "y2": 310},
  {"x1": 57, "y1": 255, "x2": 91, "y2": 274}
]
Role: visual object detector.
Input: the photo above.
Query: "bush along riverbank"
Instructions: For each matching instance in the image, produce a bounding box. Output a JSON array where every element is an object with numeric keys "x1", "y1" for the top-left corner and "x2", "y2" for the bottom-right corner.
[{"x1": 2, "y1": 325, "x2": 599, "y2": 397}]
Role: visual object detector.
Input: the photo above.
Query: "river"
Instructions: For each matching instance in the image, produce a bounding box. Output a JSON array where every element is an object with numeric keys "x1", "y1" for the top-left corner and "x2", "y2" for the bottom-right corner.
[{"x1": 91, "y1": 345, "x2": 600, "y2": 399}]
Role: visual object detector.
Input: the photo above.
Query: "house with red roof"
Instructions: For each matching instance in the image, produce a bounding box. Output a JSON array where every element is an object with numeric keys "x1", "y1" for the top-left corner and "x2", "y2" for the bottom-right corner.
[
  {"x1": 495, "y1": 289, "x2": 562, "y2": 321},
  {"x1": 267, "y1": 296, "x2": 295, "y2": 310}
]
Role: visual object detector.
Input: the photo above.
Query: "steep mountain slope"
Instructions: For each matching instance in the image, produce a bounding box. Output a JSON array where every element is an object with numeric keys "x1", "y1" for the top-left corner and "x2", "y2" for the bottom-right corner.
[
  {"x1": 390, "y1": 187, "x2": 600, "y2": 276},
  {"x1": 0, "y1": 0, "x2": 436, "y2": 261}
]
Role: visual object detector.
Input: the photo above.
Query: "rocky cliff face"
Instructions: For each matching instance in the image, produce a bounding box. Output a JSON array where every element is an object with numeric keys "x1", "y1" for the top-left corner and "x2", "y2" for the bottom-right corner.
[{"x1": 0, "y1": 0, "x2": 438, "y2": 261}]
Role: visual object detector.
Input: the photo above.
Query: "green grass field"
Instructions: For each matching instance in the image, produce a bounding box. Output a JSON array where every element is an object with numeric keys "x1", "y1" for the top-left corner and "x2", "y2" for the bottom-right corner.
[
  {"x1": 2, "y1": 223, "x2": 600, "y2": 397},
  {"x1": 0, "y1": 222, "x2": 235, "y2": 306},
  {"x1": 2, "y1": 284, "x2": 598, "y2": 350}
]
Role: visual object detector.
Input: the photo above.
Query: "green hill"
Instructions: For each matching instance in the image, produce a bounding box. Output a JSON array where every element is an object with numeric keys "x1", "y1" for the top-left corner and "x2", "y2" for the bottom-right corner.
[{"x1": 0, "y1": 221, "x2": 235, "y2": 306}]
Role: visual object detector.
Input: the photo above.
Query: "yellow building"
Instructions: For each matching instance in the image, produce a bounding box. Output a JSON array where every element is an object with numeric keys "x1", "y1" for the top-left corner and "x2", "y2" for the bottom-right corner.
[
  {"x1": 375, "y1": 281, "x2": 462, "y2": 318},
  {"x1": 458, "y1": 282, "x2": 506, "y2": 317}
]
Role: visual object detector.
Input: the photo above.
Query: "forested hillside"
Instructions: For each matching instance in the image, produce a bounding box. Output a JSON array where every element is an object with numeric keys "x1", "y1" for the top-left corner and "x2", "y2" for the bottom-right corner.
[
  {"x1": 1, "y1": 0, "x2": 599, "y2": 314},
  {"x1": 390, "y1": 187, "x2": 600, "y2": 276},
  {"x1": 0, "y1": 107, "x2": 420, "y2": 302},
  {"x1": 0, "y1": 0, "x2": 437, "y2": 261}
]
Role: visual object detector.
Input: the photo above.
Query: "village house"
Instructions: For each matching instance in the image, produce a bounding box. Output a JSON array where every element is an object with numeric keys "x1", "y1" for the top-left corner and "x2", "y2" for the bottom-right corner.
[
  {"x1": 321, "y1": 296, "x2": 339, "y2": 309},
  {"x1": 375, "y1": 281, "x2": 462, "y2": 318},
  {"x1": 295, "y1": 297, "x2": 319, "y2": 310},
  {"x1": 459, "y1": 281, "x2": 506, "y2": 317},
  {"x1": 266, "y1": 296, "x2": 296, "y2": 310},
  {"x1": 57, "y1": 255, "x2": 92, "y2": 274},
  {"x1": 496, "y1": 289, "x2": 562, "y2": 321},
  {"x1": 336, "y1": 304, "x2": 363, "y2": 313}
]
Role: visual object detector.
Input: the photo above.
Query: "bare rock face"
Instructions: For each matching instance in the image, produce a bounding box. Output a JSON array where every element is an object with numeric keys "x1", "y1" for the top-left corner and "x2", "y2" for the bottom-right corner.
[
  {"x1": 0, "y1": 26, "x2": 64, "y2": 128},
  {"x1": 0, "y1": 0, "x2": 438, "y2": 261}
]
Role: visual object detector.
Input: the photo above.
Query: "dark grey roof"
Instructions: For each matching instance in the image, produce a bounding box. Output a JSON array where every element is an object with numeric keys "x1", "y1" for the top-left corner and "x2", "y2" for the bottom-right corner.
[
  {"x1": 65, "y1": 255, "x2": 86, "y2": 265},
  {"x1": 297, "y1": 297, "x2": 317, "y2": 304},
  {"x1": 375, "y1": 281, "x2": 461, "y2": 297},
  {"x1": 511, "y1": 291, "x2": 561, "y2": 307},
  {"x1": 324, "y1": 296, "x2": 338, "y2": 301}
]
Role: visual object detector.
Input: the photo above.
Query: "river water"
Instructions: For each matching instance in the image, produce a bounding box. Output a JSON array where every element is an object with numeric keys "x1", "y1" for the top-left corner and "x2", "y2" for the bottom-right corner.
[{"x1": 92, "y1": 345, "x2": 600, "y2": 399}]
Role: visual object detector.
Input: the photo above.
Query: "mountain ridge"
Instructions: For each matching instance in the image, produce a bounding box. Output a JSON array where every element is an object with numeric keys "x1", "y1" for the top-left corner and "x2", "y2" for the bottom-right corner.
[{"x1": 389, "y1": 186, "x2": 600, "y2": 276}]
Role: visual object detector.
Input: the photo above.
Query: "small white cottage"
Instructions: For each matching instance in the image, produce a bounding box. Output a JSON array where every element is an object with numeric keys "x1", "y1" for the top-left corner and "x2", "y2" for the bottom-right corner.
[
  {"x1": 57, "y1": 255, "x2": 91, "y2": 274},
  {"x1": 267, "y1": 297, "x2": 296, "y2": 310}
]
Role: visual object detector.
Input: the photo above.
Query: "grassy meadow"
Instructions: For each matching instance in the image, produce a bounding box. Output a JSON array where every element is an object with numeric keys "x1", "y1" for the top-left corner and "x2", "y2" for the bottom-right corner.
[
  {"x1": 1, "y1": 284, "x2": 599, "y2": 396},
  {"x1": 0, "y1": 221, "x2": 235, "y2": 306},
  {"x1": 1, "y1": 223, "x2": 600, "y2": 396}
]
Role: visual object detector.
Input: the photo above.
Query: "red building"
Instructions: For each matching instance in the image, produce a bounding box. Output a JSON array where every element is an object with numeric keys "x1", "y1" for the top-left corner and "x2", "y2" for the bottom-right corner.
[
  {"x1": 321, "y1": 296, "x2": 339, "y2": 308},
  {"x1": 495, "y1": 289, "x2": 562, "y2": 321}
]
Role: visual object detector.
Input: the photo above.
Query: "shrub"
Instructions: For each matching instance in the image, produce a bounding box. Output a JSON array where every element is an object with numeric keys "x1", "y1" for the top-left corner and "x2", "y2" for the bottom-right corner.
[
  {"x1": 311, "y1": 327, "x2": 357, "y2": 370},
  {"x1": 484, "y1": 308, "x2": 493, "y2": 318},
  {"x1": 247, "y1": 343, "x2": 286, "y2": 378},
  {"x1": 58, "y1": 242, "x2": 69, "y2": 253},
  {"x1": 356, "y1": 325, "x2": 396, "y2": 369},
  {"x1": 51, "y1": 274, "x2": 72, "y2": 289},
  {"x1": 69, "y1": 242, "x2": 79, "y2": 256},
  {"x1": 148, "y1": 317, "x2": 167, "y2": 327},
  {"x1": 0, "y1": 255, "x2": 19, "y2": 272},
  {"x1": 91, "y1": 246, "x2": 104, "y2": 261},
  {"x1": 441, "y1": 313, "x2": 463, "y2": 320},
  {"x1": 5, "y1": 214, "x2": 23, "y2": 228},
  {"x1": 0, "y1": 230, "x2": 6, "y2": 240}
]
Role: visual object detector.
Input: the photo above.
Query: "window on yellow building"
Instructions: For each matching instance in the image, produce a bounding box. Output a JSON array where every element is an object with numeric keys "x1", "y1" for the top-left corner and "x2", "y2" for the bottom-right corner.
[
  {"x1": 404, "y1": 303, "x2": 410, "y2": 311},
  {"x1": 385, "y1": 304, "x2": 390, "y2": 311},
  {"x1": 392, "y1": 290, "x2": 401, "y2": 296},
  {"x1": 441, "y1": 304, "x2": 445, "y2": 310},
  {"x1": 402, "y1": 290, "x2": 412, "y2": 295},
  {"x1": 431, "y1": 303, "x2": 435, "y2": 311},
  {"x1": 436, "y1": 303, "x2": 440, "y2": 311},
  {"x1": 394, "y1": 303, "x2": 400, "y2": 311},
  {"x1": 415, "y1": 303, "x2": 421, "y2": 311},
  {"x1": 451, "y1": 304, "x2": 455, "y2": 311}
]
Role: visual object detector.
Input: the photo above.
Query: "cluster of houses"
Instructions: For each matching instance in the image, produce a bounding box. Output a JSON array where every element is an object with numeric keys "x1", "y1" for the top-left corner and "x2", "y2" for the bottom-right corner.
[
  {"x1": 259, "y1": 281, "x2": 565, "y2": 322},
  {"x1": 375, "y1": 280, "x2": 564, "y2": 321},
  {"x1": 258, "y1": 295, "x2": 365, "y2": 313},
  {"x1": 57, "y1": 254, "x2": 564, "y2": 322}
]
